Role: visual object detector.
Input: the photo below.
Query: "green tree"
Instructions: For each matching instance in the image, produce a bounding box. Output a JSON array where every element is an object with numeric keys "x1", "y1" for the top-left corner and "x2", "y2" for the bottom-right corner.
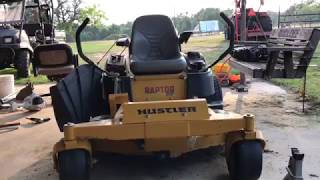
[
  {"x1": 280, "y1": 0, "x2": 320, "y2": 26},
  {"x1": 193, "y1": 8, "x2": 233, "y2": 31},
  {"x1": 55, "y1": 0, "x2": 82, "y2": 24},
  {"x1": 285, "y1": 0, "x2": 320, "y2": 14},
  {"x1": 80, "y1": 5, "x2": 107, "y2": 26},
  {"x1": 54, "y1": 0, "x2": 82, "y2": 42},
  {"x1": 194, "y1": 8, "x2": 221, "y2": 21},
  {"x1": 172, "y1": 13, "x2": 195, "y2": 33}
]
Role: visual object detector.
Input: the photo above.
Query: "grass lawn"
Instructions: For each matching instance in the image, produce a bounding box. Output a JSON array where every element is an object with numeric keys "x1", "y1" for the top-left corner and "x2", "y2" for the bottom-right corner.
[
  {"x1": 0, "y1": 68, "x2": 49, "y2": 85},
  {"x1": 182, "y1": 34, "x2": 228, "y2": 62},
  {"x1": 68, "y1": 40, "x2": 123, "y2": 55},
  {"x1": 272, "y1": 48, "x2": 320, "y2": 104}
]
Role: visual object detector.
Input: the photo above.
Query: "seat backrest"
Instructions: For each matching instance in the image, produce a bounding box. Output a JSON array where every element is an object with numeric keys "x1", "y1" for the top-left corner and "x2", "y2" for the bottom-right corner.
[
  {"x1": 33, "y1": 43, "x2": 73, "y2": 67},
  {"x1": 130, "y1": 15, "x2": 180, "y2": 61}
]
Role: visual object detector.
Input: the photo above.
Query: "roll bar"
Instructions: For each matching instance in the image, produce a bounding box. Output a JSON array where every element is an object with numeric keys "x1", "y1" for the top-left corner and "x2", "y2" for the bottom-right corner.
[
  {"x1": 75, "y1": 18, "x2": 94, "y2": 65},
  {"x1": 76, "y1": 13, "x2": 235, "y2": 73},
  {"x1": 76, "y1": 18, "x2": 117, "y2": 76}
]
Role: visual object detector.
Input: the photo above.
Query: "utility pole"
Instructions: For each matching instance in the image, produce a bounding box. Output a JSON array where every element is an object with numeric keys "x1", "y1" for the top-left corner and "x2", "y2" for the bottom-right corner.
[{"x1": 240, "y1": 0, "x2": 247, "y2": 41}]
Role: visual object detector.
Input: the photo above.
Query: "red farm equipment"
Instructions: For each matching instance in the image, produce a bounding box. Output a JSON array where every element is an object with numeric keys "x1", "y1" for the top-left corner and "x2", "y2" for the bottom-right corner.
[{"x1": 226, "y1": 0, "x2": 273, "y2": 42}]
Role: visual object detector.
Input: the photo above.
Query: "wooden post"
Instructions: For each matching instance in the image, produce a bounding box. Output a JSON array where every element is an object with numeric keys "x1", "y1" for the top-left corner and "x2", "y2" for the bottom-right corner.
[
  {"x1": 265, "y1": 51, "x2": 280, "y2": 80},
  {"x1": 240, "y1": 0, "x2": 247, "y2": 41},
  {"x1": 302, "y1": 74, "x2": 306, "y2": 113},
  {"x1": 283, "y1": 51, "x2": 294, "y2": 78}
]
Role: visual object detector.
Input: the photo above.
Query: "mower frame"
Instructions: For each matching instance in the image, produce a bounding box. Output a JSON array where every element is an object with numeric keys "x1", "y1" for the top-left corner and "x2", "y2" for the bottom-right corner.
[{"x1": 52, "y1": 13, "x2": 265, "y2": 180}]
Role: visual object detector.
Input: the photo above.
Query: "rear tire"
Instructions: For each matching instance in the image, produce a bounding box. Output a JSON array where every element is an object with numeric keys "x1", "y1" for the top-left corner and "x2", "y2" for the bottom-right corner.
[
  {"x1": 58, "y1": 149, "x2": 90, "y2": 180},
  {"x1": 15, "y1": 50, "x2": 30, "y2": 78},
  {"x1": 227, "y1": 141, "x2": 263, "y2": 180}
]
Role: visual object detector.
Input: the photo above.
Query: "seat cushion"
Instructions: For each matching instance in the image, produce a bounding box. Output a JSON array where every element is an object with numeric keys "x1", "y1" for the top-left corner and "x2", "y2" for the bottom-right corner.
[
  {"x1": 130, "y1": 56, "x2": 187, "y2": 75},
  {"x1": 38, "y1": 65, "x2": 74, "y2": 76}
]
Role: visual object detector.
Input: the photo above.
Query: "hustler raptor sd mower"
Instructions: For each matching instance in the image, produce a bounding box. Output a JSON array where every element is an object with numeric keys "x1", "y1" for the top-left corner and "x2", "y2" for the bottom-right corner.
[{"x1": 50, "y1": 12, "x2": 265, "y2": 180}]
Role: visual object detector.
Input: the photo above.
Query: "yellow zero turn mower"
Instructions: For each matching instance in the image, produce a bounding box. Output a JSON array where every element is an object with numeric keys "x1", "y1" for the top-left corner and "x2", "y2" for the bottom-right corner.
[{"x1": 50, "y1": 12, "x2": 265, "y2": 180}]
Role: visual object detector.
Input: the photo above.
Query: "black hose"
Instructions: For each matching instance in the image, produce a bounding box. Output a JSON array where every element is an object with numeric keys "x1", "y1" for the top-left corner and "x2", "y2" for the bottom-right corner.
[{"x1": 206, "y1": 12, "x2": 235, "y2": 70}]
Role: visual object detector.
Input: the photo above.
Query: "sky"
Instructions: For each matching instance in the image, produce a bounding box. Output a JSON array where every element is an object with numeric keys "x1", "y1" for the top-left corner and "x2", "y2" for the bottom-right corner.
[{"x1": 83, "y1": 0, "x2": 308, "y2": 25}]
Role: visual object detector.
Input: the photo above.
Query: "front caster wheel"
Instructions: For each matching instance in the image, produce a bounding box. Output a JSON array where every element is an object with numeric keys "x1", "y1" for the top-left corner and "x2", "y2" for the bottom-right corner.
[
  {"x1": 58, "y1": 149, "x2": 90, "y2": 180},
  {"x1": 227, "y1": 141, "x2": 263, "y2": 180}
]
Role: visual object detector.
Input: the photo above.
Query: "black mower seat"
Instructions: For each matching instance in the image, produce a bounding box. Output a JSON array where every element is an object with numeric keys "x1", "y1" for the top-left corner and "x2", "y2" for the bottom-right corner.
[{"x1": 129, "y1": 15, "x2": 187, "y2": 75}]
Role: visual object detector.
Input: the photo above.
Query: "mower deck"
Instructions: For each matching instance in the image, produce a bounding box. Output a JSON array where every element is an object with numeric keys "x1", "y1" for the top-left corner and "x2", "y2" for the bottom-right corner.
[{"x1": 53, "y1": 99, "x2": 264, "y2": 159}]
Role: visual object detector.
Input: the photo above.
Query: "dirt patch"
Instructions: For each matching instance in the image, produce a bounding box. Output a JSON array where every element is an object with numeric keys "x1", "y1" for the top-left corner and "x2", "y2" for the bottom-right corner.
[
  {"x1": 1, "y1": 80, "x2": 320, "y2": 180},
  {"x1": 224, "y1": 80, "x2": 287, "y2": 109},
  {"x1": 261, "y1": 121, "x2": 290, "y2": 128},
  {"x1": 222, "y1": 80, "x2": 320, "y2": 179}
]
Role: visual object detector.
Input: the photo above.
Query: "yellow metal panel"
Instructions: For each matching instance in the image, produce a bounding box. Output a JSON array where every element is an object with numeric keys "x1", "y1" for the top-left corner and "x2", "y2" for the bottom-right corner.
[
  {"x1": 108, "y1": 93, "x2": 129, "y2": 116},
  {"x1": 122, "y1": 99, "x2": 209, "y2": 124},
  {"x1": 68, "y1": 121, "x2": 145, "y2": 140},
  {"x1": 53, "y1": 140, "x2": 65, "y2": 170},
  {"x1": 132, "y1": 74, "x2": 186, "y2": 101},
  {"x1": 189, "y1": 119, "x2": 246, "y2": 136},
  {"x1": 145, "y1": 121, "x2": 190, "y2": 139},
  {"x1": 208, "y1": 109, "x2": 244, "y2": 120},
  {"x1": 64, "y1": 140, "x2": 92, "y2": 152},
  {"x1": 113, "y1": 105, "x2": 123, "y2": 123},
  {"x1": 91, "y1": 139, "x2": 150, "y2": 155},
  {"x1": 191, "y1": 135, "x2": 225, "y2": 149},
  {"x1": 144, "y1": 135, "x2": 226, "y2": 157},
  {"x1": 133, "y1": 73, "x2": 185, "y2": 80},
  {"x1": 144, "y1": 138, "x2": 189, "y2": 152},
  {"x1": 144, "y1": 135, "x2": 225, "y2": 153}
]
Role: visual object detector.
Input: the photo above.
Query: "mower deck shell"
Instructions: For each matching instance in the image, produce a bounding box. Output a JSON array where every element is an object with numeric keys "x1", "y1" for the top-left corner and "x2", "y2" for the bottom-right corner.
[{"x1": 53, "y1": 98, "x2": 265, "y2": 169}]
